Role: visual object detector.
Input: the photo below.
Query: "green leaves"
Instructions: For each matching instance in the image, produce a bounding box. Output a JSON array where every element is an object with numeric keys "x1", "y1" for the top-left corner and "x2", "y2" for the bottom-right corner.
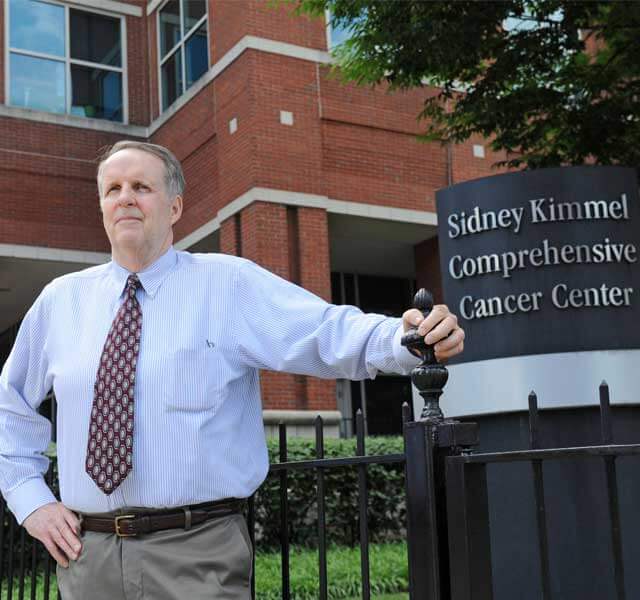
[
  {"x1": 296, "y1": 0, "x2": 640, "y2": 171},
  {"x1": 254, "y1": 436, "x2": 406, "y2": 550}
]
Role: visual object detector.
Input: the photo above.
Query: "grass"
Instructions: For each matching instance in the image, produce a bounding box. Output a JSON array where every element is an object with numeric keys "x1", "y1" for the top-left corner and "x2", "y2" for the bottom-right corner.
[
  {"x1": 1, "y1": 542, "x2": 409, "y2": 600},
  {"x1": 255, "y1": 542, "x2": 408, "y2": 600}
]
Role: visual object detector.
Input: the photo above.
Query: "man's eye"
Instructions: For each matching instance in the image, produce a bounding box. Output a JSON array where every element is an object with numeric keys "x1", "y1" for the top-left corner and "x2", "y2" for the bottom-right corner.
[{"x1": 107, "y1": 186, "x2": 119, "y2": 194}]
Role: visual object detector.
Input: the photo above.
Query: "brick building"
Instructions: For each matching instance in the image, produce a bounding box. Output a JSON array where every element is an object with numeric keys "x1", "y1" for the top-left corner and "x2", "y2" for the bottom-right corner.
[{"x1": 0, "y1": 0, "x2": 503, "y2": 436}]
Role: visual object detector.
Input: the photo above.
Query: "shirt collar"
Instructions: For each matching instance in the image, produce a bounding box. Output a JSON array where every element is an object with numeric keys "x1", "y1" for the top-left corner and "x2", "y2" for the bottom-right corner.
[{"x1": 108, "y1": 246, "x2": 178, "y2": 299}]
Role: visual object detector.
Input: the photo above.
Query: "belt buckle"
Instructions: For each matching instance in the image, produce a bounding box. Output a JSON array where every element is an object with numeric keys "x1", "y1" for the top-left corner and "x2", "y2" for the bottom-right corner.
[{"x1": 114, "y1": 514, "x2": 137, "y2": 537}]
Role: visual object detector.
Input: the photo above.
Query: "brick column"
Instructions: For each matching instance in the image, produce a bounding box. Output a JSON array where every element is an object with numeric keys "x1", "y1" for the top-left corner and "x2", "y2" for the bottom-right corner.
[
  {"x1": 298, "y1": 207, "x2": 335, "y2": 411},
  {"x1": 229, "y1": 201, "x2": 336, "y2": 413}
]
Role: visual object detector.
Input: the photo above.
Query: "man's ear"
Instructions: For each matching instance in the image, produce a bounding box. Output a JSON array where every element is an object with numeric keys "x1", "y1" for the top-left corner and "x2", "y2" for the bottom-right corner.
[{"x1": 170, "y1": 195, "x2": 183, "y2": 225}]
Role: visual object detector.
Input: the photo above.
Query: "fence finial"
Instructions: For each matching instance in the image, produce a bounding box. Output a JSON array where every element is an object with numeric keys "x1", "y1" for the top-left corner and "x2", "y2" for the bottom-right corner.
[{"x1": 401, "y1": 288, "x2": 449, "y2": 422}]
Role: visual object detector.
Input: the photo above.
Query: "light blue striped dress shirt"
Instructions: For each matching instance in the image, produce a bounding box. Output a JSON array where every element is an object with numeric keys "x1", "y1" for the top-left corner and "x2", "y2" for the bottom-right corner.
[{"x1": 0, "y1": 247, "x2": 418, "y2": 524}]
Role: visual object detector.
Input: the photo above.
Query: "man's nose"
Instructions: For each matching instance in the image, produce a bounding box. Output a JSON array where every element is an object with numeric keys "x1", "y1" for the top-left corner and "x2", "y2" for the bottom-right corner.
[{"x1": 117, "y1": 185, "x2": 136, "y2": 205}]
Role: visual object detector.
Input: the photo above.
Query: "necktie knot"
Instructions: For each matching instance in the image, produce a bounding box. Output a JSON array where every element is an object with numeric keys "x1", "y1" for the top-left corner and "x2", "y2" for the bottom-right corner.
[{"x1": 126, "y1": 274, "x2": 141, "y2": 298}]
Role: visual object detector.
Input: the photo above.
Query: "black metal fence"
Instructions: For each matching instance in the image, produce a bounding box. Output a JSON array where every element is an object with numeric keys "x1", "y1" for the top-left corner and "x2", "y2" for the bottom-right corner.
[{"x1": 1, "y1": 382, "x2": 639, "y2": 599}]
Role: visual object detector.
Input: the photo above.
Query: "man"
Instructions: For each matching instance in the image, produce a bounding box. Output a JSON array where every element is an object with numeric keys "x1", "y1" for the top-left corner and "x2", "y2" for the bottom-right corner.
[{"x1": 0, "y1": 141, "x2": 465, "y2": 599}]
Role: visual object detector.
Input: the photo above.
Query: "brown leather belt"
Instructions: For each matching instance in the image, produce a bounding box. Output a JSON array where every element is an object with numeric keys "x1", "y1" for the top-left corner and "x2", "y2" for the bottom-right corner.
[{"x1": 80, "y1": 498, "x2": 245, "y2": 537}]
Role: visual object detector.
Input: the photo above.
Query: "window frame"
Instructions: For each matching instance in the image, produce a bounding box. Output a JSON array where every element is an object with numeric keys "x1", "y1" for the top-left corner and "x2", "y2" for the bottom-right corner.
[
  {"x1": 5, "y1": 0, "x2": 128, "y2": 124},
  {"x1": 156, "y1": 0, "x2": 210, "y2": 114}
]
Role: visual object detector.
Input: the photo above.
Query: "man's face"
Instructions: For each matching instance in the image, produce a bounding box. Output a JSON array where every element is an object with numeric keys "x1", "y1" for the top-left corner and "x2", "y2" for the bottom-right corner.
[{"x1": 99, "y1": 149, "x2": 182, "y2": 258}]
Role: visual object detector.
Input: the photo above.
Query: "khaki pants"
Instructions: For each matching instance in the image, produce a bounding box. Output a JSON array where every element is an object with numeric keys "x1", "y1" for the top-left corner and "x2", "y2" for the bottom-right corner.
[{"x1": 57, "y1": 513, "x2": 252, "y2": 600}]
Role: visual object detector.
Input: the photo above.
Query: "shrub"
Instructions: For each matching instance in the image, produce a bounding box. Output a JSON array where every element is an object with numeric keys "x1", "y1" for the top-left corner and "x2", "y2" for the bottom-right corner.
[{"x1": 253, "y1": 436, "x2": 406, "y2": 550}]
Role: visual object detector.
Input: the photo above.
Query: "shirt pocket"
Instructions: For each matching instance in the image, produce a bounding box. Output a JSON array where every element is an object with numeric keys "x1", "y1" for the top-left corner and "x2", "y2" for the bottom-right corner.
[{"x1": 163, "y1": 345, "x2": 225, "y2": 413}]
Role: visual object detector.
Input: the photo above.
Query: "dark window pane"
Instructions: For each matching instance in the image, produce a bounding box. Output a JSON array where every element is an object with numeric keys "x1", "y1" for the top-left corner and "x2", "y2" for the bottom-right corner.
[
  {"x1": 184, "y1": 0, "x2": 206, "y2": 34},
  {"x1": 357, "y1": 275, "x2": 412, "y2": 316},
  {"x1": 10, "y1": 53, "x2": 65, "y2": 114},
  {"x1": 185, "y1": 24, "x2": 207, "y2": 89},
  {"x1": 71, "y1": 65, "x2": 123, "y2": 121},
  {"x1": 364, "y1": 377, "x2": 413, "y2": 436},
  {"x1": 159, "y1": 0, "x2": 181, "y2": 58},
  {"x1": 161, "y1": 50, "x2": 183, "y2": 110},
  {"x1": 10, "y1": 0, "x2": 64, "y2": 57},
  {"x1": 70, "y1": 9, "x2": 121, "y2": 67}
]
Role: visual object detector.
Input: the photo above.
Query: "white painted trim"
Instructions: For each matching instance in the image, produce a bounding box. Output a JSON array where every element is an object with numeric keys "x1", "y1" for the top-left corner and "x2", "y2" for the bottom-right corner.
[
  {"x1": 243, "y1": 35, "x2": 331, "y2": 65},
  {"x1": 4, "y1": 0, "x2": 10, "y2": 109},
  {"x1": 326, "y1": 198, "x2": 438, "y2": 226},
  {"x1": 175, "y1": 217, "x2": 220, "y2": 250},
  {"x1": 67, "y1": 0, "x2": 141, "y2": 17},
  {"x1": 216, "y1": 187, "x2": 438, "y2": 226},
  {"x1": 0, "y1": 104, "x2": 146, "y2": 135},
  {"x1": 147, "y1": 0, "x2": 164, "y2": 16},
  {"x1": 175, "y1": 187, "x2": 437, "y2": 249},
  {"x1": 0, "y1": 244, "x2": 110, "y2": 264}
]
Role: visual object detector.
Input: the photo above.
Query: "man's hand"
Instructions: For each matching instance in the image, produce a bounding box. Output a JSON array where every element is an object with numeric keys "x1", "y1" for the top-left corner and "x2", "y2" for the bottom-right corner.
[
  {"x1": 23, "y1": 502, "x2": 82, "y2": 568},
  {"x1": 402, "y1": 304, "x2": 465, "y2": 362}
]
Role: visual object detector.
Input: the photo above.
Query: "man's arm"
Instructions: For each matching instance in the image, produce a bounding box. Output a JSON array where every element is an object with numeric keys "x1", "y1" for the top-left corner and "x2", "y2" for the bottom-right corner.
[
  {"x1": 0, "y1": 285, "x2": 81, "y2": 567},
  {"x1": 233, "y1": 260, "x2": 464, "y2": 378}
]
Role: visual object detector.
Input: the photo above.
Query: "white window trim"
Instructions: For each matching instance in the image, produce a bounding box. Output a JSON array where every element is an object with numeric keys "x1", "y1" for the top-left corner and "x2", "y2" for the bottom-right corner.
[
  {"x1": 324, "y1": 8, "x2": 332, "y2": 51},
  {"x1": 5, "y1": 0, "x2": 128, "y2": 124},
  {"x1": 156, "y1": 0, "x2": 209, "y2": 114}
]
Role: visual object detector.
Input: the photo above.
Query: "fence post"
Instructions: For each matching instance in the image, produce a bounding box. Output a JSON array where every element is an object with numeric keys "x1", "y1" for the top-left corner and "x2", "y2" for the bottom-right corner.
[{"x1": 402, "y1": 290, "x2": 479, "y2": 600}]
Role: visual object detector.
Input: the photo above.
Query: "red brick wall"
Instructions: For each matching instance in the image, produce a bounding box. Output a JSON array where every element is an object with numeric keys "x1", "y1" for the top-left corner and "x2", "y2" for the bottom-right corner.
[
  {"x1": 249, "y1": 1, "x2": 326, "y2": 50},
  {"x1": 126, "y1": 13, "x2": 150, "y2": 125},
  {"x1": 213, "y1": 52, "x2": 257, "y2": 209},
  {"x1": 219, "y1": 216, "x2": 238, "y2": 255},
  {"x1": 0, "y1": 117, "x2": 145, "y2": 251},
  {"x1": 251, "y1": 54, "x2": 324, "y2": 196},
  {"x1": 211, "y1": 0, "x2": 326, "y2": 62},
  {"x1": 450, "y1": 135, "x2": 512, "y2": 185}
]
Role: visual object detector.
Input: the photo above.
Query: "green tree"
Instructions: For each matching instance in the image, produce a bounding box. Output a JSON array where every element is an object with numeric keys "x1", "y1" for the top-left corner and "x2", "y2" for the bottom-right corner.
[{"x1": 297, "y1": 0, "x2": 640, "y2": 170}]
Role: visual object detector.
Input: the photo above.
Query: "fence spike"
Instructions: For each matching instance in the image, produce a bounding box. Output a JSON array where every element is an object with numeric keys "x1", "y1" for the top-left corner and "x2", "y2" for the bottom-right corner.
[
  {"x1": 599, "y1": 380, "x2": 613, "y2": 445},
  {"x1": 528, "y1": 391, "x2": 539, "y2": 450},
  {"x1": 402, "y1": 402, "x2": 411, "y2": 424}
]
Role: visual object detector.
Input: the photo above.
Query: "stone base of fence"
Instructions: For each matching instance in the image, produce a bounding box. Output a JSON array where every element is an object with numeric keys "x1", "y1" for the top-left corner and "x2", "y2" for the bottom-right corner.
[{"x1": 263, "y1": 410, "x2": 342, "y2": 438}]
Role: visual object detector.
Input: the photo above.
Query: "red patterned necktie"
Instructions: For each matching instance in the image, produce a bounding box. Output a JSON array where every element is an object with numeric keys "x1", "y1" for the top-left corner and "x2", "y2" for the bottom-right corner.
[{"x1": 85, "y1": 274, "x2": 142, "y2": 494}]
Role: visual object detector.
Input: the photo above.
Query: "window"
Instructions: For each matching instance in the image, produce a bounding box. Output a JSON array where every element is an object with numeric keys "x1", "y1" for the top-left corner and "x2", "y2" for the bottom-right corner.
[
  {"x1": 325, "y1": 9, "x2": 356, "y2": 50},
  {"x1": 158, "y1": 0, "x2": 208, "y2": 112},
  {"x1": 7, "y1": 0, "x2": 125, "y2": 122}
]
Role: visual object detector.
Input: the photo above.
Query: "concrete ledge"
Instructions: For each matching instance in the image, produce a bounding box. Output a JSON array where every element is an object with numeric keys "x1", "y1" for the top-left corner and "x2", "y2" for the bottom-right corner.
[{"x1": 263, "y1": 410, "x2": 342, "y2": 439}]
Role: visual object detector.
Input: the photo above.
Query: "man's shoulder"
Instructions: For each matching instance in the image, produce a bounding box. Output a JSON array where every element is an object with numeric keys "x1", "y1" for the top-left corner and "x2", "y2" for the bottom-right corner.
[
  {"x1": 177, "y1": 251, "x2": 251, "y2": 273},
  {"x1": 47, "y1": 262, "x2": 111, "y2": 291}
]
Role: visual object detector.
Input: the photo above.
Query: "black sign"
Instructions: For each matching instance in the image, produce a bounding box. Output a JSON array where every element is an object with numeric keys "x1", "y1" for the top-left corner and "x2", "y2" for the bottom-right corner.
[{"x1": 436, "y1": 166, "x2": 640, "y2": 363}]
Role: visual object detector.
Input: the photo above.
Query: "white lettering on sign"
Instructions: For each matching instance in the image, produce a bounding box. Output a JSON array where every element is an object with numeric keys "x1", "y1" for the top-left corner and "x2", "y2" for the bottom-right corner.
[
  {"x1": 460, "y1": 291, "x2": 543, "y2": 320},
  {"x1": 551, "y1": 284, "x2": 634, "y2": 309},
  {"x1": 449, "y1": 239, "x2": 638, "y2": 280},
  {"x1": 530, "y1": 194, "x2": 630, "y2": 224},
  {"x1": 448, "y1": 193, "x2": 630, "y2": 240},
  {"x1": 448, "y1": 206, "x2": 524, "y2": 238}
]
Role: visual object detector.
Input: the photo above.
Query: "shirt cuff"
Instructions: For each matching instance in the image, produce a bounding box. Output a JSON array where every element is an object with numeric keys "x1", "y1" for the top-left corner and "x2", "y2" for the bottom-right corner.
[
  {"x1": 392, "y1": 323, "x2": 421, "y2": 375},
  {"x1": 4, "y1": 477, "x2": 57, "y2": 525}
]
